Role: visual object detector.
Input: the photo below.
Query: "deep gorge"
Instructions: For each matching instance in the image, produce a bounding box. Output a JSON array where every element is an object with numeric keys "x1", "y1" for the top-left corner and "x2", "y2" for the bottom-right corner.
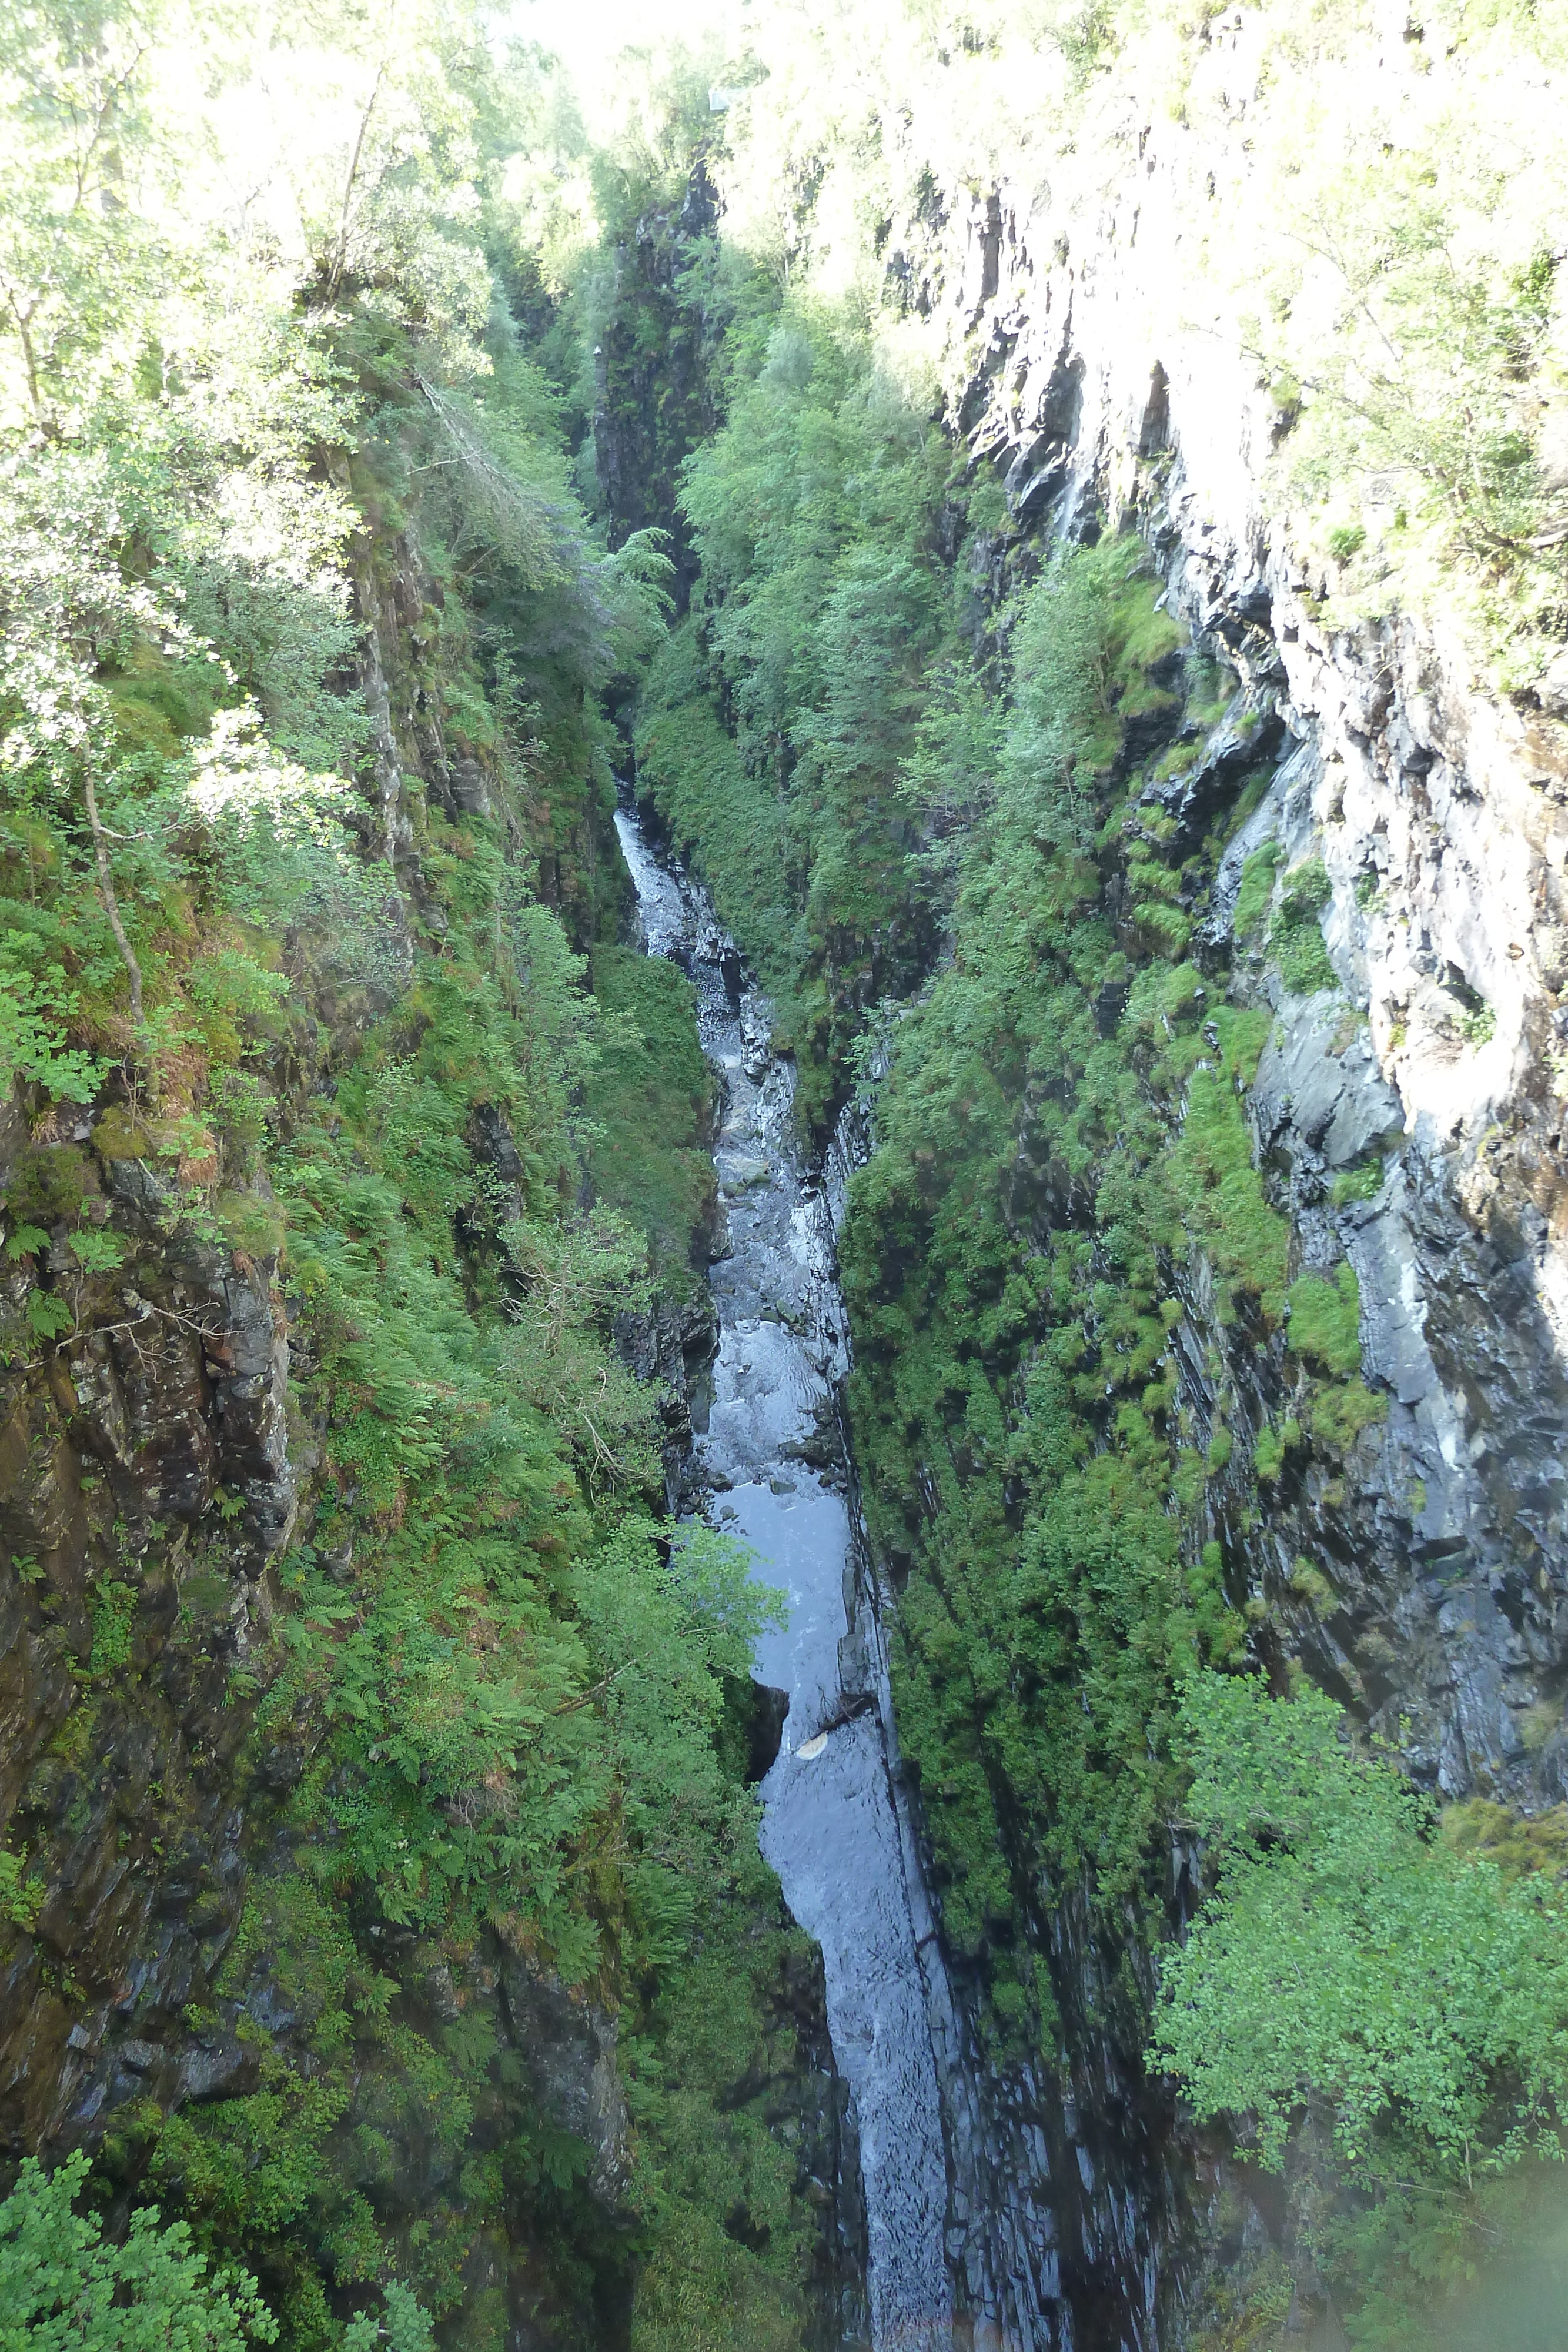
[{"x1": 2, "y1": 5, "x2": 1567, "y2": 2350}]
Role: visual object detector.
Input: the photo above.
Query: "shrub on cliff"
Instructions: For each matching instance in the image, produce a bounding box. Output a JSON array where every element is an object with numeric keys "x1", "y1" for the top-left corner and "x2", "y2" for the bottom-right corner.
[
  {"x1": 1154, "y1": 1673, "x2": 1568, "y2": 2183},
  {"x1": 0, "y1": 2151, "x2": 276, "y2": 2350}
]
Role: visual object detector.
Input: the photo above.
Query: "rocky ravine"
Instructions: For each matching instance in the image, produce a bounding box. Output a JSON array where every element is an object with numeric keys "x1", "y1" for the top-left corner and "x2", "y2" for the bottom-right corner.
[
  {"x1": 0, "y1": 519, "x2": 858, "y2": 2345},
  {"x1": 574, "y1": 116, "x2": 1568, "y2": 2340}
]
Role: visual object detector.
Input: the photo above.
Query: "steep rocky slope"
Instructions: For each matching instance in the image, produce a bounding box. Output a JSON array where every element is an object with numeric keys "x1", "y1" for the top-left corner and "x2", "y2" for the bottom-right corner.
[
  {"x1": 944, "y1": 156, "x2": 1568, "y2": 1820},
  {"x1": 850, "y1": 138, "x2": 1568, "y2": 2344},
  {"x1": 577, "y1": 38, "x2": 1568, "y2": 2330},
  {"x1": 0, "y1": 428, "x2": 860, "y2": 2348}
]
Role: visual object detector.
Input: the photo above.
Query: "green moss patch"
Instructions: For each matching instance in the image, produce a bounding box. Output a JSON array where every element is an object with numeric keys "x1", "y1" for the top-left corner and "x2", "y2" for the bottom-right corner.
[{"x1": 1286, "y1": 1261, "x2": 1363, "y2": 1376}]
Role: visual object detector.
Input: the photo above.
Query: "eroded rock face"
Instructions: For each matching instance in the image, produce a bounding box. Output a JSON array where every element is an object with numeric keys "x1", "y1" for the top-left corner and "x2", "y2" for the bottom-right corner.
[
  {"x1": 0, "y1": 1134, "x2": 293, "y2": 2157},
  {"x1": 1181, "y1": 663, "x2": 1568, "y2": 1809},
  {"x1": 614, "y1": 1289, "x2": 721, "y2": 1508},
  {"x1": 842, "y1": 161, "x2": 1568, "y2": 2346},
  {"x1": 940, "y1": 180, "x2": 1568, "y2": 1567},
  {"x1": 877, "y1": 658, "x2": 1568, "y2": 2338},
  {"x1": 499, "y1": 1956, "x2": 633, "y2": 2212}
]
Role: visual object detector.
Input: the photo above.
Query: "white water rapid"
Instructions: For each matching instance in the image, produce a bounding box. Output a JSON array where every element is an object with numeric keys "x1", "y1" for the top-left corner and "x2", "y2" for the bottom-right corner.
[{"x1": 614, "y1": 804, "x2": 955, "y2": 2351}]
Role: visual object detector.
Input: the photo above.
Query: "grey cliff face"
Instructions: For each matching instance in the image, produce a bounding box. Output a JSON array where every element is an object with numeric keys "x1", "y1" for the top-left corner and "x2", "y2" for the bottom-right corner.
[
  {"x1": 937, "y1": 153, "x2": 1568, "y2": 1812},
  {"x1": 0, "y1": 1117, "x2": 293, "y2": 2155},
  {"x1": 824, "y1": 171, "x2": 1568, "y2": 2345}
]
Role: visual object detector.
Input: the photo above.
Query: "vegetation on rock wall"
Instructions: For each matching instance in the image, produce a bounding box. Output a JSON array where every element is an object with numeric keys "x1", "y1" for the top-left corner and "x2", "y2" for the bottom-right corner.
[
  {"x1": 840, "y1": 540, "x2": 1265, "y2": 1980},
  {"x1": 0, "y1": 6, "x2": 844, "y2": 2347},
  {"x1": 636, "y1": 305, "x2": 957, "y2": 1125},
  {"x1": 0, "y1": 2151, "x2": 280, "y2": 2351},
  {"x1": 582, "y1": 96, "x2": 1568, "y2": 2320},
  {"x1": 5, "y1": 2, "x2": 1568, "y2": 2348},
  {"x1": 833, "y1": 513, "x2": 1568, "y2": 2331},
  {"x1": 685, "y1": 0, "x2": 1568, "y2": 693},
  {"x1": 1155, "y1": 1676, "x2": 1568, "y2": 2184},
  {"x1": 1164, "y1": 1681, "x2": 1568, "y2": 2351}
]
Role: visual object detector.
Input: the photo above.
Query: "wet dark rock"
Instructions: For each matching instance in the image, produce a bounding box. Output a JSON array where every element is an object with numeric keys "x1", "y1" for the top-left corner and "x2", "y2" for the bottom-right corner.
[
  {"x1": 1092, "y1": 975, "x2": 1129, "y2": 1036},
  {"x1": 256, "y1": 1739, "x2": 304, "y2": 1795},
  {"x1": 450, "y1": 756, "x2": 492, "y2": 818},
  {"x1": 0, "y1": 1177, "x2": 296, "y2": 2163},
  {"x1": 177, "y1": 2034, "x2": 260, "y2": 2104},
  {"x1": 469, "y1": 1102, "x2": 527, "y2": 1217},
  {"x1": 1141, "y1": 696, "x2": 1286, "y2": 848},
  {"x1": 1252, "y1": 993, "x2": 1405, "y2": 1172},
  {"x1": 725, "y1": 1674, "x2": 790, "y2": 1784},
  {"x1": 497, "y1": 1955, "x2": 633, "y2": 2213},
  {"x1": 614, "y1": 1290, "x2": 718, "y2": 1506},
  {"x1": 781, "y1": 1396, "x2": 847, "y2": 1479}
]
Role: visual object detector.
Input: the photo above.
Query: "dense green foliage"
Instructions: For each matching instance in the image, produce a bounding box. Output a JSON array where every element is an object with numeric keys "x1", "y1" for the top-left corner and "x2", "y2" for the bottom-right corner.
[
  {"x1": 5, "y1": 2, "x2": 1568, "y2": 2347},
  {"x1": 1155, "y1": 1678, "x2": 1568, "y2": 2180},
  {"x1": 403, "y1": 2, "x2": 1568, "y2": 2337},
  {"x1": 835, "y1": 542, "x2": 1286, "y2": 2026},
  {"x1": 586, "y1": 946, "x2": 717, "y2": 1294},
  {"x1": 1161, "y1": 1679, "x2": 1568, "y2": 2348},
  {"x1": 0, "y1": 6, "x2": 837, "y2": 2348},
  {"x1": 637, "y1": 307, "x2": 952, "y2": 1122},
  {"x1": 0, "y1": 2153, "x2": 277, "y2": 2351}
]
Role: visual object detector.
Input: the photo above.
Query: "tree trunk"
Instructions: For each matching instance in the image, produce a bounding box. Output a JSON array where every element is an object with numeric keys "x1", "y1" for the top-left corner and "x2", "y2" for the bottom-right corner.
[{"x1": 82, "y1": 770, "x2": 145, "y2": 1040}]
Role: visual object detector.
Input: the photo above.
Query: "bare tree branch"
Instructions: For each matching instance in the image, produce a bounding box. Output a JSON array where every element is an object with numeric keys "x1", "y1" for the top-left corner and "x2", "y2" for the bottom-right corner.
[
  {"x1": 82, "y1": 769, "x2": 145, "y2": 1041},
  {"x1": 326, "y1": 60, "x2": 389, "y2": 298}
]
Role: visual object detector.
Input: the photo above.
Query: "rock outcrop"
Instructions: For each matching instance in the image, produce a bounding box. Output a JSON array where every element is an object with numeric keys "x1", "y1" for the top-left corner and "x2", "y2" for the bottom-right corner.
[
  {"x1": 841, "y1": 146, "x2": 1568, "y2": 2345},
  {"x1": 0, "y1": 1111, "x2": 292, "y2": 2157},
  {"x1": 947, "y1": 183, "x2": 1568, "y2": 1812}
]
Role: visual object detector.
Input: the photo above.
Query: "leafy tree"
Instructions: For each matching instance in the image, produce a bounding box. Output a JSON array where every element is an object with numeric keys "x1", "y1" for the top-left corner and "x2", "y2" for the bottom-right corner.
[
  {"x1": 637, "y1": 302, "x2": 951, "y2": 1115},
  {"x1": 0, "y1": 2152, "x2": 277, "y2": 2350},
  {"x1": 1152, "y1": 1675, "x2": 1568, "y2": 2183}
]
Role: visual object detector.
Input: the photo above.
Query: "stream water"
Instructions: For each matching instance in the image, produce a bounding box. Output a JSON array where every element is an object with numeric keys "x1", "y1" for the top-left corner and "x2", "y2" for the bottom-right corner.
[
  {"x1": 609, "y1": 805, "x2": 1175, "y2": 2352},
  {"x1": 614, "y1": 806, "x2": 955, "y2": 2351}
]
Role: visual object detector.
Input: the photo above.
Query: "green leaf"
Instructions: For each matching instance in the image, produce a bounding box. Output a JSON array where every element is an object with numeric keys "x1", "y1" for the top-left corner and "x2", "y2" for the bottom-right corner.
[
  {"x1": 1151, "y1": 1673, "x2": 1568, "y2": 2180},
  {"x1": 25, "y1": 1293, "x2": 72, "y2": 1341},
  {"x1": 0, "y1": 2150, "x2": 278, "y2": 2347},
  {"x1": 66, "y1": 1229, "x2": 125, "y2": 1276}
]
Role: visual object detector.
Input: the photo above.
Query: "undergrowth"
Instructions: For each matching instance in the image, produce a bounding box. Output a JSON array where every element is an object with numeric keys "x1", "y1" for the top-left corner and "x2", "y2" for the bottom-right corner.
[{"x1": 0, "y1": 18, "x2": 834, "y2": 2344}]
